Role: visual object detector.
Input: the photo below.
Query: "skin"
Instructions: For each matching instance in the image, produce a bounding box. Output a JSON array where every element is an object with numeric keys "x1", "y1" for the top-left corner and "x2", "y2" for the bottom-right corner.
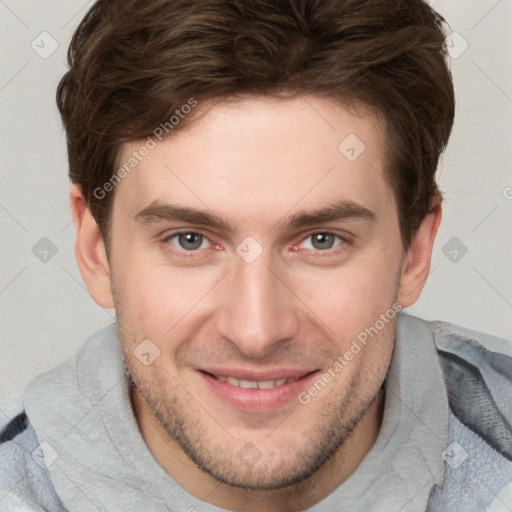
[{"x1": 70, "y1": 95, "x2": 441, "y2": 511}]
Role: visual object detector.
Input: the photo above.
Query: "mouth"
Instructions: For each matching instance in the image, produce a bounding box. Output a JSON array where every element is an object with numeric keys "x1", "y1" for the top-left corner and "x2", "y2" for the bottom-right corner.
[
  {"x1": 208, "y1": 373, "x2": 301, "y2": 389},
  {"x1": 197, "y1": 369, "x2": 319, "y2": 412}
]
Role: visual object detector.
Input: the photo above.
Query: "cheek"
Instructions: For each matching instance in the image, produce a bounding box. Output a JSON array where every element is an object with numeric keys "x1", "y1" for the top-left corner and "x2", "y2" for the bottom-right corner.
[
  {"x1": 290, "y1": 255, "x2": 400, "y2": 339},
  {"x1": 114, "y1": 255, "x2": 219, "y2": 336}
]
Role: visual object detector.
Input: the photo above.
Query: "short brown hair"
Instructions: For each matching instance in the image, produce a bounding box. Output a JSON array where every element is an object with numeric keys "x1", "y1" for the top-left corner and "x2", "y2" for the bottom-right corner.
[{"x1": 57, "y1": 0, "x2": 455, "y2": 247}]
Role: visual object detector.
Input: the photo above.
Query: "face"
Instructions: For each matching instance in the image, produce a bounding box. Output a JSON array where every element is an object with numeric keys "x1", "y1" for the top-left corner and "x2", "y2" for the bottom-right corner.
[{"x1": 104, "y1": 96, "x2": 406, "y2": 491}]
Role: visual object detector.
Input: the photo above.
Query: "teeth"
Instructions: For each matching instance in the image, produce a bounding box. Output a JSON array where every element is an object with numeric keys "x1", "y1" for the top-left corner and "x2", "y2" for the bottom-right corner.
[
  {"x1": 227, "y1": 376, "x2": 240, "y2": 387},
  {"x1": 213, "y1": 375, "x2": 299, "y2": 389},
  {"x1": 257, "y1": 380, "x2": 279, "y2": 390},
  {"x1": 239, "y1": 379, "x2": 258, "y2": 389}
]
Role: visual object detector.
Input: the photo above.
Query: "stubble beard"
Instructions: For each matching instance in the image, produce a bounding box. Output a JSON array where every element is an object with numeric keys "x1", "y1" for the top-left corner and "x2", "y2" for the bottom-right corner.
[
  {"x1": 111, "y1": 264, "x2": 396, "y2": 492},
  {"x1": 123, "y1": 333, "x2": 392, "y2": 492}
]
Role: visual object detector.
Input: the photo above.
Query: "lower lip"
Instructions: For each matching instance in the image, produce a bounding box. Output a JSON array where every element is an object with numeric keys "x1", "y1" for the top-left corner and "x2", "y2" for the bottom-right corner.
[{"x1": 198, "y1": 371, "x2": 319, "y2": 412}]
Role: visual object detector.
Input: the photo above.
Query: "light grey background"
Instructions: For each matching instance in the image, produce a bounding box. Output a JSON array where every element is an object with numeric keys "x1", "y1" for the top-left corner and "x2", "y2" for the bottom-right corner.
[{"x1": 1, "y1": 0, "x2": 511, "y2": 417}]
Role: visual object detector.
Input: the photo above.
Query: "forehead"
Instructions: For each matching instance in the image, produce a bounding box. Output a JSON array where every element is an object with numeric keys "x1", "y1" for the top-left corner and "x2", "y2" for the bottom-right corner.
[{"x1": 113, "y1": 95, "x2": 394, "y2": 227}]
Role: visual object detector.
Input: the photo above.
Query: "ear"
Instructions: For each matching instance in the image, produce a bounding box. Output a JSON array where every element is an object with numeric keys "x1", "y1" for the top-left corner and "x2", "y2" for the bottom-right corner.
[
  {"x1": 397, "y1": 198, "x2": 442, "y2": 308},
  {"x1": 69, "y1": 184, "x2": 114, "y2": 309}
]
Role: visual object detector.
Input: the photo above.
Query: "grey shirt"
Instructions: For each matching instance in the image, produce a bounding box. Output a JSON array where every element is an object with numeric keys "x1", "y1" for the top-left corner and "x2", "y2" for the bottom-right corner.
[{"x1": 1, "y1": 312, "x2": 511, "y2": 511}]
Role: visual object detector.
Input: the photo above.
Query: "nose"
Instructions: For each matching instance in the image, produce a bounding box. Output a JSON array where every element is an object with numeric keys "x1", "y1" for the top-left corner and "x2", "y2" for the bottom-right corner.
[{"x1": 215, "y1": 250, "x2": 300, "y2": 358}]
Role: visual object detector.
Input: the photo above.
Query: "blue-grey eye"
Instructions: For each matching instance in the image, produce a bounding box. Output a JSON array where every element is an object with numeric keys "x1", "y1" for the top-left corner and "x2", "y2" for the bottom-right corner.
[
  {"x1": 302, "y1": 233, "x2": 341, "y2": 251},
  {"x1": 171, "y1": 232, "x2": 209, "y2": 251}
]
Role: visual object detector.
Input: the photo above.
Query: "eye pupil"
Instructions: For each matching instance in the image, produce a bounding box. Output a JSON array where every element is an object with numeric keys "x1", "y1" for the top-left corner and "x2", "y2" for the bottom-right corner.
[
  {"x1": 312, "y1": 233, "x2": 335, "y2": 250},
  {"x1": 179, "y1": 232, "x2": 203, "y2": 250}
]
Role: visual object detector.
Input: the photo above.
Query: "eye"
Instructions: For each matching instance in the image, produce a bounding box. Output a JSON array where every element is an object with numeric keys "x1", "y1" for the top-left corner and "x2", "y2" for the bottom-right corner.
[
  {"x1": 300, "y1": 232, "x2": 344, "y2": 251},
  {"x1": 165, "y1": 231, "x2": 211, "y2": 251}
]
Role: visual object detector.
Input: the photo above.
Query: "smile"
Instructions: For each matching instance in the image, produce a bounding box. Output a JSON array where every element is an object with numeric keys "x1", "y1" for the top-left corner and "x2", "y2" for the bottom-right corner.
[
  {"x1": 199, "y1": 369, "x2": 319, "y2": 412},
  {"x1": 211, "y1": 374, "x2": 300, "y2": 389}
]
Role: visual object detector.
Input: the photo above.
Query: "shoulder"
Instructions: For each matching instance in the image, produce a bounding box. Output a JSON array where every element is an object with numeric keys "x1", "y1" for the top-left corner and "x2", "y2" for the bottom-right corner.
[
  {"x1": 397, "y1": 313, "x2": 512, "y2": 357},
  {"x1": 398, "y1": 314, "x2": 512, "y2": 460},
  {"x1": 400, "y1": 313, "x2": 512, "y2": 457},
  {"x1": 408, "y1": 317, "x2": 512, "y2": 510},
  {"x1": 431, "y1": 318, "x2": 512, "y2": 358},
  {"x1": 411, "y1": 315, "x2": 512, "y2": 454},
  {"x1": 429, "y1": 317, "x2": 512, "y2": 446},
  {"x1": 0, "y1": 412, "x2": 66, "y2": 511}
]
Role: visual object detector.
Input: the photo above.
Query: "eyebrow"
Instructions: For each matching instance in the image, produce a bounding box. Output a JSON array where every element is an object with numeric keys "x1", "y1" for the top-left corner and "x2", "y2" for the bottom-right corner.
[
  {"x1": 135, "y1": 202, "x2": 235, "y2": 232},
  {"x1": 134, "y1": 199, "x2": 376, "y2": 232},
  {"x1": 287, "y1": 200, "x2": 375, "y2": 229}
]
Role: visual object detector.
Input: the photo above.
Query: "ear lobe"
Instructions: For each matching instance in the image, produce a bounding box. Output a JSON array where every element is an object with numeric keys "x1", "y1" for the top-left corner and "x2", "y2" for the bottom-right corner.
[
  {"x1": 397, "y1": 199, "x2": 442, "y2": 308},
  {"x1": 69, "y1": 184, "x2": 114, "y2": 309}
]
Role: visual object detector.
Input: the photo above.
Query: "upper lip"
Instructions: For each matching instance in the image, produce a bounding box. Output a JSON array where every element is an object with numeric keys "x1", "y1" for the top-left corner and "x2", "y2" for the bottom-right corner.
[{"x1": 198, "y1": 368, "x2": 318, "y2": 381}]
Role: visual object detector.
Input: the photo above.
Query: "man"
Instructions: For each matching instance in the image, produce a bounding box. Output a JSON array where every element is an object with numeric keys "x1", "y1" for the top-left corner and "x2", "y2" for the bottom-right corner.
[{"x1": 1, "y1": 0, "x2": 511, "y2": 510}]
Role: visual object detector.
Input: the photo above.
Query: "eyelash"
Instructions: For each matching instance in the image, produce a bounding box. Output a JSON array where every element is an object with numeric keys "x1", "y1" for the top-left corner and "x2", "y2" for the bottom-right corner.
[{"x1": 161, "y1": 230, "x2": 349, "y2": 258}]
